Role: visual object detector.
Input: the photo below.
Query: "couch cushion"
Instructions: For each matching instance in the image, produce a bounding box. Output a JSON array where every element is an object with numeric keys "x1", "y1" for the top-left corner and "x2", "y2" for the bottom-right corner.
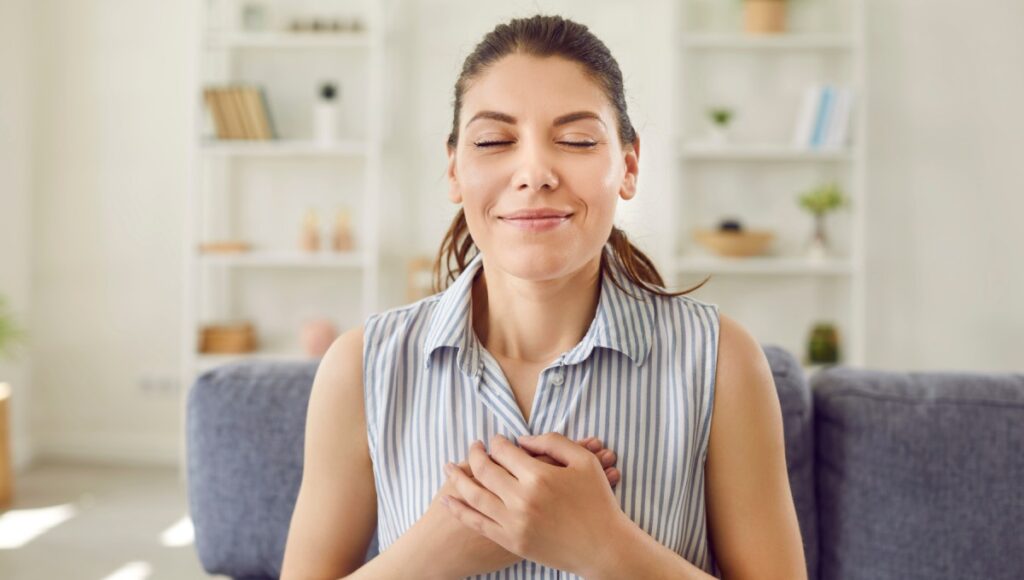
[
  {"x1": 812, "y1": 367, "x2": 1024, "y2": 580},
  {"x1": 763, "y1": 345, "x2": 819, "y2": 580},
  {"x1": 186, "y1": 360, "x2": 379, "y2": 579}
]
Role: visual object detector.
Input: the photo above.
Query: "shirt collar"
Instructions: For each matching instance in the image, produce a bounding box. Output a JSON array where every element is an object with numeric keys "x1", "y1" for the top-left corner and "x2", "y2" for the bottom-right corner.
[{"x1": 422, "y1": 247, "x2": 655, "y2": 375}]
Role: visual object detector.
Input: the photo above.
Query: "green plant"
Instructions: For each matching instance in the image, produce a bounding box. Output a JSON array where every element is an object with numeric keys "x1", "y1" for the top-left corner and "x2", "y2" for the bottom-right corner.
[
  {"x1": 798, "y1": 182, "x2": 847, "y2": 215},
  {"x1": 0, "y1": 295, "x2": 25, "y2": 361},
  {"x1": 707, "y1": 107, "x2": 734, "y2": 126}
]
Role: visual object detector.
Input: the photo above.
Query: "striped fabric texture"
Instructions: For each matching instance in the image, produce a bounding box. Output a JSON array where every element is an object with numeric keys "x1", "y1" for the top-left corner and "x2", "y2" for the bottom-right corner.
[{"x1": 363, "y1": 247, "x2": 722, "y2": 578}]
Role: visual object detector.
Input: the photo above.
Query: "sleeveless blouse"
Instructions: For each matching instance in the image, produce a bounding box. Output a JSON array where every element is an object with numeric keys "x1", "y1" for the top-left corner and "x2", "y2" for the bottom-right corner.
[{"x1": 362, "y1": 247, "x2": 722, "y2": 578}]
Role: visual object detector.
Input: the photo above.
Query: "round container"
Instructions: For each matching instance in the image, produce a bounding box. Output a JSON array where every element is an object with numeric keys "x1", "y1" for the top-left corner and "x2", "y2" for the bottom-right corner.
[{"x1": 693, "y1": 228, "x2": 775, "y2": 257}]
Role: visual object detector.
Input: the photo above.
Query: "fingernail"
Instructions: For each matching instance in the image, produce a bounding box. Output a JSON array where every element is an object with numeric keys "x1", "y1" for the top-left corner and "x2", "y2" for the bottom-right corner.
[
  {"x1": 442, "y1": 496, "x2": 451, "y2": 507},
  {"x1": 444, "y1": 463, "x2": 454, "y2": 475}
]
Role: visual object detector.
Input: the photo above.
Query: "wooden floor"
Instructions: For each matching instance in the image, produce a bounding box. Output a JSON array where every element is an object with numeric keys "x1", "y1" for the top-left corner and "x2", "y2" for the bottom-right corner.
[{"x1": 0, "y1": 460, "x2": 228, "y2": 579}]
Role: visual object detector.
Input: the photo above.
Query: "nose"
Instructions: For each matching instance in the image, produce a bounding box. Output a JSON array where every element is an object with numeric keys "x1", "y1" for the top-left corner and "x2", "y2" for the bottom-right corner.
[{"x1": 512, "y1": 140, "x2": 559, "y2": 192}]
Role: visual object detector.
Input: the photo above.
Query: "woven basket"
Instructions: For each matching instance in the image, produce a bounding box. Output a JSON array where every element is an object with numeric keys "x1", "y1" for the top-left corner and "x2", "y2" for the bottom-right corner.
[
  {"x1": 693, "y1": 228, "x2": 775, "y2": 257},
  {"x1": 199, "y1": 322, "x2": 257, "y2": 354}
]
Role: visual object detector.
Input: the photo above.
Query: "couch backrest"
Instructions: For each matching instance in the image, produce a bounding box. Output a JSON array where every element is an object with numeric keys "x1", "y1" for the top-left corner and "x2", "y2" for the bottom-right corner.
[
  {"x1": 187, "y1": 348, "x2": 816, "y2": 579},
  {"x1": 812, "y1": 367, "x2": 1024, "y2": 580},
  {"x1": 186, "y1": 360, "x2": 380, "y2": 579}
]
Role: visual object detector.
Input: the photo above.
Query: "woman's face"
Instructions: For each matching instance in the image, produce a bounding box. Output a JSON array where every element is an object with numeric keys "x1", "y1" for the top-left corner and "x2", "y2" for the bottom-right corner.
[{"x1": 446, "y1": 53, "x2": 640, "y2": 282}]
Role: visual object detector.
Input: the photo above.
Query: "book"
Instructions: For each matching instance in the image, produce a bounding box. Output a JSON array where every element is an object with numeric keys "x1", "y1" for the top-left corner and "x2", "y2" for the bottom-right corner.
[
  {"x1": 244, "y1": 86, "x2": 274, "y2": 140},
  {"x1": 256, "y1": 86, "x2": 277, "y2": 140},
  {"x1": 218, "y1": 87, "x2": 243, "y2": 139},
  {"x1": 230, "y1": 86, "x2": 255, "y2": 139},
  {"x1": 792, "y1": 84, "x2": 854, "y2": 150},
  {"x1": 203, "y1": 85, "x2": 277, "y2": 141},
  {"x1": 791, "y1": 85, "x2": 821, "y2": 148},
  {"x1": 810, "y1": 85, "x2": 834, "y2": 148},
  {"x1": 203, "y1": 88, "x2": 229, "y2": 139},
  {"x1": 825, "y1": 88, "x2": 854, "y2": 149}
]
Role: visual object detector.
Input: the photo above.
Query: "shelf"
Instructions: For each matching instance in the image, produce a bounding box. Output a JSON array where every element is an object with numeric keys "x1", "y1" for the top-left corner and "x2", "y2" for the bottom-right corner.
[
  {"x1": 205, "y1": 31, "x2": 371, "y2": 50},
  {"x1": 678, "y1": 142, "x2": 852, "y2": 161},
  {"x1": 200, "y1": 139, "x2": 369, "y2": 158},
  {"x1": 199, "y1": 251, "x2": 367, "y2": 269},
  {"x1": 196, "y1": 351, "x2": 318, "y2": 373},
  {"x1": 676, "y1": 255, "x2": 854, "y2": 275},
  {"x1": 681, "y1": 33, "x2": 855, "y2": 51}
]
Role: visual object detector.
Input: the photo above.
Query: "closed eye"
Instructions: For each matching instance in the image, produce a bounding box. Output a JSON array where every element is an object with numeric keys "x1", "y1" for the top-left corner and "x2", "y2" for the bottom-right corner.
[{"x1": 473, "y1": 140, "x2": 597, "y2": 149}]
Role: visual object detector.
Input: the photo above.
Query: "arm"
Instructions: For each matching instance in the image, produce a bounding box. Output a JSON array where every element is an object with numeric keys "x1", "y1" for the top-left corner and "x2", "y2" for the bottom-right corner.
[
  {"x1": 280, "y1": 326, "x2": 380, "y2": 579},
  {"x1": 280, "y1": 325, "x2": 466, "y2": 580},
  {"x1": 585, "y1": 313, "x2": 807, "y2": 580},
  {"x1": 702, "y1": 313, "x2": 807, "y2": 579}
]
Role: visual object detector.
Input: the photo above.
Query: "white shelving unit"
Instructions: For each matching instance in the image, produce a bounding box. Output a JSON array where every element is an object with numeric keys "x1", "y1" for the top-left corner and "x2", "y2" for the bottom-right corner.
[
  {"x1": 181, "y1": 0, "x2": 400, "y2": 471},
  {"x1": 668, "y1": 0, "x2": 867, "y2": 374}
]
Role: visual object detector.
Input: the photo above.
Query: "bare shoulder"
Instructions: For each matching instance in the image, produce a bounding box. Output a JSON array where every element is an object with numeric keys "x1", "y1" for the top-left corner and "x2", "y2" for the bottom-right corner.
[
  {"x1": 318, "y1": 324, "x2": 365, "y2": 387},
  {"x1": 715, "y1": 313, "x2": 773, "y2": 390},
  {"x1": 705, "y1": 312, "x2": 807, "y2": 579}
]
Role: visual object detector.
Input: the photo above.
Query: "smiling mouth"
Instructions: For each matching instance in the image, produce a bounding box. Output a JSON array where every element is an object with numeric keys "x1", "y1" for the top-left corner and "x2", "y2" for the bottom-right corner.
[{"x1": 498, "y1": 214, "x2": 573, "y2": 231}]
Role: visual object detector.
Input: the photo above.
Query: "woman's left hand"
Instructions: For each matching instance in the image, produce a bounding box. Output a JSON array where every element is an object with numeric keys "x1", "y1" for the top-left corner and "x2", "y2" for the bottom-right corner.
[{"x1": 442, "y1": 432, "x2": 629, "y2": 576}]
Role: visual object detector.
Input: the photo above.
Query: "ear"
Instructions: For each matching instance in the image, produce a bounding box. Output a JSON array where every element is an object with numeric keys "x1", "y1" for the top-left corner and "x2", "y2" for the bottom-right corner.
[
  {"x1": 446, "y1": 142, "x2": 462, "y2": 204},
  {"x1": 619, "y1": 133, "x2": 639, "y2": 201}
]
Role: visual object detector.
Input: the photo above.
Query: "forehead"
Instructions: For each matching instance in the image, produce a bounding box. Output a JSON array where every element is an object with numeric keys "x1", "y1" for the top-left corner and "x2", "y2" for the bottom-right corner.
[{"x1": 461, "y1": 53, "x2": 611, "y2": 125}]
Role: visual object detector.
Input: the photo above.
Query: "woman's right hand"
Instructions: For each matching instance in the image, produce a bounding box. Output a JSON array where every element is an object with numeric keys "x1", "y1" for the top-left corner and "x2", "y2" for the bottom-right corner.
[{"x1": 417, "y1": 436, "x2": 619, "y2": 579}]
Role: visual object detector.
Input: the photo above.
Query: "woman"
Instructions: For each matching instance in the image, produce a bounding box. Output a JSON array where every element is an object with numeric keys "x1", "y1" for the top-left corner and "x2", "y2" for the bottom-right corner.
[{"x1": 282, "y1": 14, "x2": 806, "y2": 580}]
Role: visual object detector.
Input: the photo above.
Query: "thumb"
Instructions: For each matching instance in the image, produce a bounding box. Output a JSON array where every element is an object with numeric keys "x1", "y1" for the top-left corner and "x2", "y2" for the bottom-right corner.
[{"x1": 517, "y1": 433, "x2": 586, "y2": 467}]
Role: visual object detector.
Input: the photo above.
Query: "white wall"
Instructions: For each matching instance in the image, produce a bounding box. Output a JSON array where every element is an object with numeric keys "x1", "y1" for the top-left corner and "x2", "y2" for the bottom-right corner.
[
  {"x1": 29, "y1": 0, "x2": 197, "y2": 464},
  {"x1": 0, "y1": 0, "x2": 37, "y2": 471},
  {"x1": 15, "y1": 0, "x2": 1024, "y2": 466},
  {"x1": 864, "y1": 0, "x2": 1024, "y2": 371}
]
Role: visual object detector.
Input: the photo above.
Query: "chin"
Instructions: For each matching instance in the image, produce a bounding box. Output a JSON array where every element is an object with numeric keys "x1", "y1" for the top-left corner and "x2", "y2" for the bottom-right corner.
[{"x1": 486, "y1": 245, "x2": 578, "y2": 281}]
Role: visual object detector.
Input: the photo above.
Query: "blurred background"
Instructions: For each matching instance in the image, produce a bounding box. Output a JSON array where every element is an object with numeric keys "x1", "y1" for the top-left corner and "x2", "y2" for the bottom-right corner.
[{"x1": 0, "y1": 0, "x2": 1021, "y2": 578}]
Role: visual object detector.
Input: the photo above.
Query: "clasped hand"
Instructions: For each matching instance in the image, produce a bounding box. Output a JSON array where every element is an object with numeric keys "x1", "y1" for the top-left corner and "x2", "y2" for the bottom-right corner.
[{"x1": 442, "y1": 433, "x2": 628, "y2": 576}]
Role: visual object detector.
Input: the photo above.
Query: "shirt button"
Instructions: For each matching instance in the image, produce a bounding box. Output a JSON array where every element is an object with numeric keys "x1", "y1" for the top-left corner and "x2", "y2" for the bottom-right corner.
[{"x1": 550, "y1": 371, "x2": 565, "y2": 386}]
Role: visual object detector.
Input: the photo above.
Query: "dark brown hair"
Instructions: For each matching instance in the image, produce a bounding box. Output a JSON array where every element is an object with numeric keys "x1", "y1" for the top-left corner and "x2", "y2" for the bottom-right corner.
[{"x1": 434, "y1": 14, "x2": 709, "y2": 299}]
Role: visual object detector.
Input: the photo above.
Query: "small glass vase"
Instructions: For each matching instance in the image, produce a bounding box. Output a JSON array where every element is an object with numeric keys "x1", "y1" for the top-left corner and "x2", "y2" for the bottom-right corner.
[{"x1": 806, "y1": 213, "x2": 828, "y2": 260}]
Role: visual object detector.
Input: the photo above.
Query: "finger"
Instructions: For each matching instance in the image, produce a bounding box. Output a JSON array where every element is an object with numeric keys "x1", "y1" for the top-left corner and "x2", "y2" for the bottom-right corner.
[
  {"x1": 605, "y1": 467, "x2": 620, "y2": 487},
  {"x1": 583, "y1": 438, "x2": 602, "y2": 453},
  {"x1": 596, "y1": 448, "x2": 617, "y2": 469},
  {"x1": 445, "y1": 460, "x2": 507, "y2": 523},
  {"x1": 516, "y1": 432, "x2": 590, "y2": 468},
  {"x1": 487, "y1": 434, "x2": 550, "y2": 480},
  {"x1": 468, "y1": 439, "x2": 518, "y2": 501},
  {"x1": 442, "y1": 494, "x2": 508, "y2": 546},
  {"x1": 534, "y1": 454, "x2": 559, "y2": 466}
]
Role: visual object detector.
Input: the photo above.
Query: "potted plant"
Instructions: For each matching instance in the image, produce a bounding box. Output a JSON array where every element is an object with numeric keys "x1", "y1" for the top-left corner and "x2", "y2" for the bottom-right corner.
[
  {"x1": 807, "y1": 321, "x2": 841, "y2": 365},
  {"x1": 797, "y1": 181, "x2": 847, "y2": 260},
  {"x1": 0, "y1": 294, "x2": 24, "y2": 508},
  {"x1": 706, "y1": 107, "x2": 735, "y2": 146},
  {"x1": 742, "y1": 0, "x2": 787, "y2": 35},
  {"x1": 0, "y1": 295, "x2": 25, "y2": 363}
]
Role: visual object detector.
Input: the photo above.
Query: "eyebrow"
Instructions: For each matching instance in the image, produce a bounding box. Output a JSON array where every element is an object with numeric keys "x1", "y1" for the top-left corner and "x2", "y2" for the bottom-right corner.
[{"x1": 466, "y1": 110, "x2": 606, "y2": 129}]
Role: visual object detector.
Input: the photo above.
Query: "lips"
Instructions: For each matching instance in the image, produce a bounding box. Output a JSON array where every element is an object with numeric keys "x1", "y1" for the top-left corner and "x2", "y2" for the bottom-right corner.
[
  {"x1": 499, "y1": 208, "x2": 574, "y2": 220},
  {"x1": 498, "y1": 211, "x2": 573, "y2": 232}
]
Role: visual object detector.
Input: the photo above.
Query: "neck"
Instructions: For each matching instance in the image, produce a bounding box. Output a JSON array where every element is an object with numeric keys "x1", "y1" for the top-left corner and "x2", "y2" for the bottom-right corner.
[{"x1": 471, "y1": 254, "x2": 602, "y2": 364}]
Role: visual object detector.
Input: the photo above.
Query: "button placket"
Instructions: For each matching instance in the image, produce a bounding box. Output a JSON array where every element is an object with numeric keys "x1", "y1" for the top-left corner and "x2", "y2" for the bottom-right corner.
[{"x1": 549, "y1": 356, "x2": 566, "y2": 386}]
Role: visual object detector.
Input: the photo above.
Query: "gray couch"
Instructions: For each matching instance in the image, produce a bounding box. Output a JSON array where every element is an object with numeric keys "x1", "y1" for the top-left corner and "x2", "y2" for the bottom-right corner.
[{"x1": 186, "y1": 346, "x2": 1024, "y2": 580}]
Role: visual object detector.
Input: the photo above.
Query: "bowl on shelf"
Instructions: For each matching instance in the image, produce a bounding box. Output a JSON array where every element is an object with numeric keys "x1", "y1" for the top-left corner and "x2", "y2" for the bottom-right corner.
[{"x1": 693, "y1": 228, "x2": 775, "y2": 257}]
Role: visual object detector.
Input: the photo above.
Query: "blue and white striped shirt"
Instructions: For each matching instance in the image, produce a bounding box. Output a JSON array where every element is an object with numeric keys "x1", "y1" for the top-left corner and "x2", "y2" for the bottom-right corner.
[{"x1": 363, "y1": 247, "x2": 721, "y2": 578}]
